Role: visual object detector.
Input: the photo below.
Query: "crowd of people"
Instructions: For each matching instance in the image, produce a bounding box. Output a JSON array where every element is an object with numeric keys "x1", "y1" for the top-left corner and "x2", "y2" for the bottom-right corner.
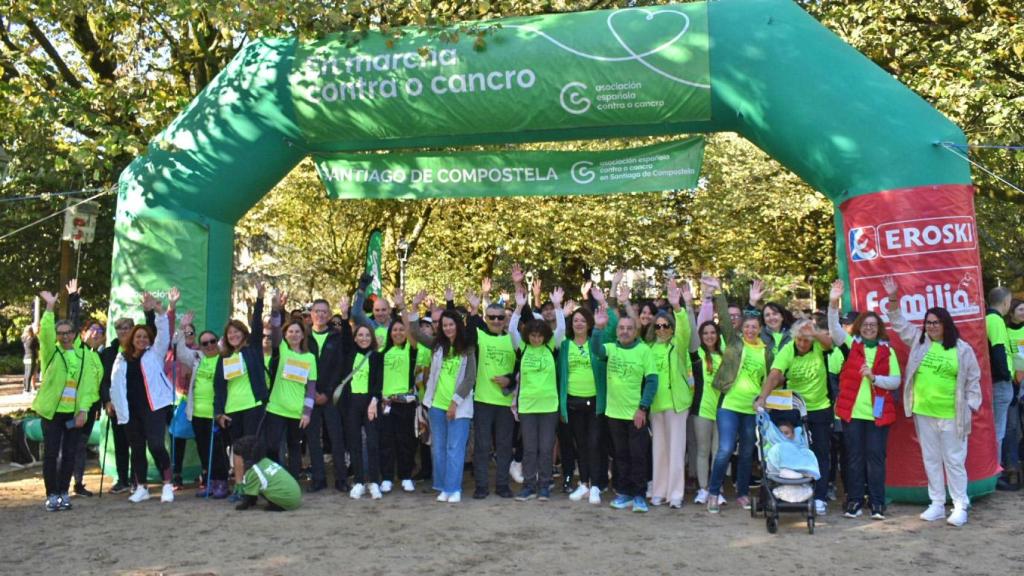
[{"x1": 27, "y1": 267, "x2": 1022, "y2": 526}]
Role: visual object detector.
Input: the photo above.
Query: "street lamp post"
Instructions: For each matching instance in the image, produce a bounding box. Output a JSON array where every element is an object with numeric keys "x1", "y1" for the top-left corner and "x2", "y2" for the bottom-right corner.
[{"x1": 397, "y1": 239, "x2": 410, "y2": 292}]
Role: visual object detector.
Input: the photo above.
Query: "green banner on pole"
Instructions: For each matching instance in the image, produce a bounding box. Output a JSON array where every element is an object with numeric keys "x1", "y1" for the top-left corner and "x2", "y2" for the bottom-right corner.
[
  {"x1": 365, "y1": 229, "x2": 384, "y2": 297},
  {"x1": 290, "y1": 4, "x2": 710, "y2": 148},
  {"x1": 315, "y1": 137, "x2": 703, "y2": 200}
]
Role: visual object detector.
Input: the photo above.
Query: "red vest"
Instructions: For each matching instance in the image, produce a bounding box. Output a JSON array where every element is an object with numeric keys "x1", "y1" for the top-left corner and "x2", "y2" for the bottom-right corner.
[{"x1": 835, "y1": 339, "x2": 896, "y2": 426}]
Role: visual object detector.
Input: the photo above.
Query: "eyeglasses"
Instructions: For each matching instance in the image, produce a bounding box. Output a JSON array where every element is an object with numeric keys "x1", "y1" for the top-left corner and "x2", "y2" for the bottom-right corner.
[
  {"x1": 486, "y1": 315, "x2": 506, "y2": 321},
  {"x1": 200, "y1": 339, "x2": 218, "y2": 346},
  {"x1": 654, "y1": 323, "x2": 672, "y2": 330},
  {"x1": 924, "y1": 320, "x2": 941, "y2": 326},
  {"x1": 56, "y1": 330, "x2": 74, "y2": 337}
]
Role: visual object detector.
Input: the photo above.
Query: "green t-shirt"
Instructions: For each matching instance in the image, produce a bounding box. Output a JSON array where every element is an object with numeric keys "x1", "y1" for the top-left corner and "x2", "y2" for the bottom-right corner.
[
  {"x1": 566, "y1": 340, "x2": 596, "y2": 398},
  {"x1": 987, "y1": 312, "x2": 1013, "y2": 377},
  {"x1": 475, "y1": 329, "x2": 516, "y2": 407},
  {"x1": 769, "y1": 331, "x2": 785, "y2": 354},
  {"x1": 649, "y1": 341, "x2": 693, "y2": 414},
  {"x1": 518, "y1": 342, "x2": 558, "y2": 414},
  {"x1": 1008, "y1": 324, "x2": 1024, "y2": 373},
  {"x1": 311, "y1": 330, "x2": 329, "y2": 358},
  {"x1": 56, "y1": 348, "x2": 83, "y2": 413},
  {"x1": 695, "y1": 347, "x2": 723, "y2": 421},
  {"x1": 193, "y1": 355, "x2": 218, "y2": 419},
  {"x1": 383, "y1": 345, "x2": 414, "y2": 397},
  {"x1": 374, "y1": 325, "x2": 388, "y2": 349},
  {"x1": 770, "y1": 340, "x2": 831, "y2": 411},
  {"x1": 604, "y1": 341, "x2": 656, "y2": 421},
  {"x1": 267, "y1": 343, "x2": 318, "y2": 419},
  {"x1": 913, "y1": 341, "x2": 959, "y2": 419},
  {"x1": 850, "y1": 344, "x2": 902, "y2": 421},
  {"x1": 349, "y1": 351, "x2": 371, "y2": 395},
  {"x1": 223, "y1": 352, "x2": 259, "y2": 414},
  {"x1": 721, "y1": 341, "x2": 767, "y2": 415},
  {"x1": 432, "y1": 354, "x2": 462, "y2": 411},
  {"x1": 242, "y1": 458, "x2": 302, "y2": 510}
]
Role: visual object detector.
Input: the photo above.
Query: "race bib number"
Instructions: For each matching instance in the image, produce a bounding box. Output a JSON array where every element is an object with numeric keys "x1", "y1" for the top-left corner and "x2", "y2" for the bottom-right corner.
[
  {"x1": 59, "y1": 381, "x2": 78, "y2": 409},
  {"x1": 766, "y1": 389, "x2": 793, "y2": 411},
  {"x1": 223, "y1": 355, "x2": 246, "y2": 380},
  {"x1": 283, "y1": 358, "x2": 312, "y2": 384}
]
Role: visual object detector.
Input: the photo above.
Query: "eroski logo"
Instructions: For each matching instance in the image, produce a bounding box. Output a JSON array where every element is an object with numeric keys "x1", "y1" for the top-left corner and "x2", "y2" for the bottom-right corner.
[
  {"x1": 848, "y1": 226, "x2": 877, "y2": 262},
  {"x1": 878, "y1": 217, "x2": 975, "y2": 258}
]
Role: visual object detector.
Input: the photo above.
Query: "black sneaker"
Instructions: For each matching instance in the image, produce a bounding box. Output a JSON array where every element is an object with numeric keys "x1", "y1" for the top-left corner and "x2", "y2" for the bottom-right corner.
[
  {"x1": 843, "y1": 501, "x2": 863, "y2": 518},
  {"x1": 172, "y1": 474, "x2": 184, "y2": 491},
  {"x1": 996, "y1": 477, "x2": 1019, "y2": 491},
  {"x1": 870, "y1": 505, "x2": 886, "y2": 520},
  {"x1": 307, "y1": 480, "x2": 326, "y2": 493},
  {"x1": 472, "y1": 489, "x2": 489, "y2": 500},
  {"x1": 334, "y1": 480, "x2": 350, "y2": 493},
  {"x1": 561, "y1": 475, "x2": 573, "y2": 493},
  {"x1": 109, "y1": 481, "x2": 129, "y2": 495},
  {"x1": 74, "y1": 484, "x2": 94, "y2": 497},
  {"x1": 496, "y1": 487, "x2": 514, "y2": 499}
]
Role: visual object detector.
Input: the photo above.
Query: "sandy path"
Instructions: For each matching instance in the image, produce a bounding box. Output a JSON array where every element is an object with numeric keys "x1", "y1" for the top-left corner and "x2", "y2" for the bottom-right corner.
[{"x1": 1, "y1": 469, "x2": 1021, "y2": 576}]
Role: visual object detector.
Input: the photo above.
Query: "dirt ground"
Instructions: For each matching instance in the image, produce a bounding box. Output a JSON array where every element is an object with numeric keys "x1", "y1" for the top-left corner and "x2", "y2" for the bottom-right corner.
[{"x1": 1, "y1": 465, "x2": 1021, "y2": 576}]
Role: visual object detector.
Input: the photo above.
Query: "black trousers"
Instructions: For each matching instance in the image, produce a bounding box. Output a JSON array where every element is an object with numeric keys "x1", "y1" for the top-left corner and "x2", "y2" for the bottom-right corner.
[
  {"x1": 264, "y1": 412, "x2": 303, "y2": 477},
  {"x1": 224, "y1": 404, "x2": 266, "y2": 447},
  {"x1": 473, "y1": 401, "x2": 514, "y2": 492},
  {"x1": 307, "y1": 399, "x2": 347, "y2": 485},
  {"x1": 557, "y1": 418, "x2": 576, "y2": 480},
  {"x1": 607, "y1": 416, "x2": 650, "y2": 498},
  {"x1": 379, "y1": 402, "x2": 418, "y2": 481},
  {"x1": 73, "y1": 404, "x2": 98, "y2": 485},
  {"x1": 113, "y1": 421, "x2": 132, "y2": 485},
  {"x1": 192, "y1": 416, "x2": 229, "y2": 482},
  {"x1": 126, "y1": 405, "x2": 171, "y2": 485},
  {"x1": 345, "y1": 394, "x2": 380, "y2": 484},
  {"x1": 806, "y1": 408, "x2": 833, "y2": 502},
  {"x1": 43, "y1": 413, "x2": 81, "y2": 495},
  {"x1": 567, "y1": 396, "x2": 602, "y2": 486}
]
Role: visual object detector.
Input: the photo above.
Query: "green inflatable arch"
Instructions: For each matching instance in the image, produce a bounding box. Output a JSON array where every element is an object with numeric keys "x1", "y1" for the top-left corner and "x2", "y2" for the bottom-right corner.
[{"x1": 109, "y1": 0, "x2": 997, "y2": 500}]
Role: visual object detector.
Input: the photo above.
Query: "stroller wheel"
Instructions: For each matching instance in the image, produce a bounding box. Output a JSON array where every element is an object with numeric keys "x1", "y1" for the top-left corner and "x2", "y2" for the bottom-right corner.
[
  {"x1": 807, "y1": 515, "x2": 815, "y2": 534},
  {"x1": 767, "y1": 515, "x2": 778, "y2": 534}
]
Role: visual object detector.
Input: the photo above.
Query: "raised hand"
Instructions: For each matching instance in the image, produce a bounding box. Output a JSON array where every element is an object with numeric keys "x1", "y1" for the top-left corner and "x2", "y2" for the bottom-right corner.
[
  {"x1": 167, "y1": 287, "x2": 180, "y2": 310},
  {"x1": 181, "y1": 311, "x2": 195, "y2": 329},
  {"x1": 590, "y1": 285, "x2": 607, "y2": 305},
  {"x1": 616, "y1": 281, "x2": 630, "y2": 303},
  {"x1": 358, "y1": 273, "x2": 374, "y2": 292},
  {"x1": 444, "y1": 285, "x2": 454, "y2": 302},
  {"x1": 412, "y1": 290, "x2": 427, "y2": 310},
  {"x1": 514, "y1": 289, "x2": 528, "y2": 310},
  {"x1": 667, "y1": 279, "x2": 681, "y2": 309},
  {"x1": 141, "y1": 292, "x2": 156, "y2": 311},
  {"x1": 481, "y1": 277, "x2": 492, "y2": 295},
  {"x1": 510, "y1": 263, "x2": 525, "y2": 286},
  {"x1": 580, "y1": 280, "x2": 593, "y2": 300},
  {"x1": 830, "y1": 279, "x2": 845, "y2": 302},
  {"x1": 393, "y1": 288, "x2": 406, "y2": 311},
  {"x1": 65, "y1": 278, "x2": 79, "y2": 296},
  {"x1": 531, "y1": 277, "x2": 543, "y2": 302},
  {"x1": 594, "y1": 304, "x2": 609, "y2": 329},
  {"x1": 339, "y1": 295, "x2": 351, "y2": 318},
  {"x1": 680, "y1": 279, "x2": 693, "y2": 307},
  {"x1": 749, "y1": 279, "x2": 766, "y2": 306},
  {"x1": 611, "y1": 269, "x2": 625, "y2": 291},
  {"x1": 700, "y1": 275, "x2": 720, "y2": 293},
  {"x1": 40, "y1": 290, "x2": 58, "y2": 310},
  {"x1": 550, "y1": 286, "x2": 564, "y2": 307},
  {"x1": 255, "y1": 281, "x2": 265, "y2": 299},
  {"x1": 882, "y1": 275, "x2": 898, "y2": 298},
  {"x1": 562, "y1": 299, "x2": 576, "y2": 317},
  {"x1": 466, "y1": 290, "x2": 480, "y2": 313}
]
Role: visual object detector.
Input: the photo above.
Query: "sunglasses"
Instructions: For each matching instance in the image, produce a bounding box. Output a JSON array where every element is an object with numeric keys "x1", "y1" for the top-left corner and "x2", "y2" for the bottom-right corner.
[
  {"x1": 654, "y1": 323, "x2": 672, "y2": 330},
  {"x1": 200, "y1": 339, "x2": 218, "y2": 346},
  {"x1": 486, "y1": 315, "x2": 506, "y2": 321}
]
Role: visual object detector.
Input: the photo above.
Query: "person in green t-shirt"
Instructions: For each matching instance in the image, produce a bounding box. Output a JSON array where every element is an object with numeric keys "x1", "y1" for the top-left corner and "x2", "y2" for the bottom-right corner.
[
  {"x1": 985, "y1": 286, "x2": 1014, "y2": 478},
  {"x1": 647, "y1": 280, "x2": 695, "y2": 510},
  {"x1": 233, "y1": 435, "x2": 301, "y2": 511},
  {"x1": 510, "y1": 287, "x2": 565, "y2": 502},
  {"x1": 344, "y1": 323, "x2": 383, "y2": 500},
  {"x1": 592, "y1": 282, "x2": 658, "y2": 514},
  {"x1": 689, "y1": 309, "x2": 724, "y2": 506},
  {"x1": 264, "y1": 320, "x2": 317, "y2": 479},
  {"x1": 883, "y1": 275, "x2": 981, "y2": 528},
  {"x1": 1004, "y1": 299, "x2": 1024, "y2": 477}
]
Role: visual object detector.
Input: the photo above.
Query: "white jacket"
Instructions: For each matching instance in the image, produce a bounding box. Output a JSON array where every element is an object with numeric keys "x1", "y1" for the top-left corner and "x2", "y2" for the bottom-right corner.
[{"x1": 111, "y1": 312, "x2": 174, "y2": 424}]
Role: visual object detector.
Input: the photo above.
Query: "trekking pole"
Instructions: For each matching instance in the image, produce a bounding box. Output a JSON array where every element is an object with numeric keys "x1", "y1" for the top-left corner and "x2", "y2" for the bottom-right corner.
[
  {"x1": 206, "y1": 423, "x2": 216, "y2": 500},
  {"x1": 98, "y1": 412, "x2": 111, "y2": 499}
]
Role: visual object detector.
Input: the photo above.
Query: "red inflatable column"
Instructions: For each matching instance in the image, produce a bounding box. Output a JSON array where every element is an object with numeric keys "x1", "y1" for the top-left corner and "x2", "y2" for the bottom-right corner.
[{"x1": 839, "y1": 184, "x2": 998, "y2": 502}]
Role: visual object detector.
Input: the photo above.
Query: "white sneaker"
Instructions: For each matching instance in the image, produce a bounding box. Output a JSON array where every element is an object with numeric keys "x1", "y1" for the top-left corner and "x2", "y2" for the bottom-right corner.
[
  {"x1": 946, "y1": 507, "x2": 968, "y2": 527},
  {"x1": 349, "y1": 483, "x2": 366, "y2": 500},
  {"x1": 401, "y1": 479, "x2": 415, "y2": 492},
  {"x1": 369, "y1": 483, "x2": 382, "y2": 500},
  {"x1": 588, "y1": 486, "x2": 601, "y2": 505},
  {"x1": 651, "y1": 496, "x2": 665, "y2": 507},
  {"x1": 717, "y1": 494, "x2": 727, "y2": 505},
  {"x1": 815, "y1": 499, "x2": 827, "y2": 516},
  {"x1": 920, "y1": 503, "x2": 946, "y2": 522},
  {"x1": 509, "y1": 461, "x2": 524, "y2": 484},
  {"x1": 380, "y1": 480, "x2": 393, "y2": 493},
  {"x1": 447, "y1": 491, "x2": 461, "y2": 503},
  {"x1": 160, "y1": 483, "x2": 174, "y2": 503},
  {"x1": 436, "y1": 491, "x2": 449, "y2": 502},
  {"x1": 128, "y1": 486, "x2": 150, "y2": 503},
  {"x1": 569, "y1": 485, "x2": 589, "y2": 502},
  {"x1": 694, "y1": 489, "x2": 709, "y2": 505}
]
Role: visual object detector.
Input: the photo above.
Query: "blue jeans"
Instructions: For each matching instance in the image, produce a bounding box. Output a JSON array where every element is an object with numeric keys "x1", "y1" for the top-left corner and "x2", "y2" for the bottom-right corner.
[
  {"x1": 1002, "y1": 401, "x2": 1021, "y2": 470},
  {"x1": 429, "y1": 407, "x2": 471, "y2": 494},
  {"x1": 993, "y1": 380, "x2": 1013, "y2": 463},
  {"x1": 708, "y1": 408, "x2": 756, "y2": 498}
]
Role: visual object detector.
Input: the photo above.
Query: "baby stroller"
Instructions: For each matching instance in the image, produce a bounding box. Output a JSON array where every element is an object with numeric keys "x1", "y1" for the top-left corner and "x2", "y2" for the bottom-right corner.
[{"x1": 750, "y1": 392, "x2": 818, "y2": 534}]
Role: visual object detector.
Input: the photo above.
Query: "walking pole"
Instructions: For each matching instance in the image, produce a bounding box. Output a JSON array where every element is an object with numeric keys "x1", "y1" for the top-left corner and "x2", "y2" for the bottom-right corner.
[
  {"x1": 206, "y1": 423, "x2": 216, "y2": 500},
  {"x1": 98, "y1": 412, "x2": 111, "y2": 499}
]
